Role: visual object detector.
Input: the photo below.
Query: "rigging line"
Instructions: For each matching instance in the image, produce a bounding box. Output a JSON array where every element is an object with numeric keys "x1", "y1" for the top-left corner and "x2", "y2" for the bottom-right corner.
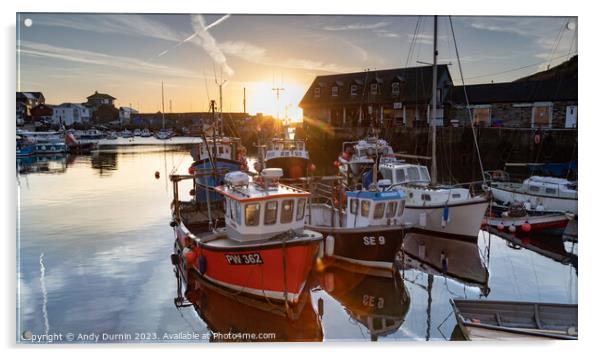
[
  {"x1": 546, "y1": 18, "x2": 570, "y2": 71},
  {"x1": 448, "y1": 16, "x2": 486, "y2": 185},
  {"x1": 405, "y1": 16, "x2": 422, "y2": 69}
]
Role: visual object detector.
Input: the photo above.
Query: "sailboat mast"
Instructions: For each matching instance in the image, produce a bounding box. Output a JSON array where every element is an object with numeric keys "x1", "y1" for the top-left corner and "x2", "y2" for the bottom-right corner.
[
  {"x1": 161, "y1": 81, "x2": 165, "y2": 130},
  {"x1": 430, "y1": 15, "x2": 438, "y2": 185}
]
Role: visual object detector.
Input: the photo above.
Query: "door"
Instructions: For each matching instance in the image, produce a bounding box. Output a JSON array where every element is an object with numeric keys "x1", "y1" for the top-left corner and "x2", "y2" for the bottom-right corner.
[{"x1": 565, "y1": 105, "x2": 577, "y2": 128}]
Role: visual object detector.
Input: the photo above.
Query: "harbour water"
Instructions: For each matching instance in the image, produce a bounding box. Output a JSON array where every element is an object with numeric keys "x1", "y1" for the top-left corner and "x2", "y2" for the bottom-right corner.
[{"x1": 16, "y1": 144, "x2": 577, "y2": 343}]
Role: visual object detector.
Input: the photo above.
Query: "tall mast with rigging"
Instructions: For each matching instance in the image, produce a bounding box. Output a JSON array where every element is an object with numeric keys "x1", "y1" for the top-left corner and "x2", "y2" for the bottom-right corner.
[
  {"x1": 161, "y1": 81, "x2": 165, "y2": 130},
  {"x1": 430, "y1": 15, "x2": 438, "y2": 185}
]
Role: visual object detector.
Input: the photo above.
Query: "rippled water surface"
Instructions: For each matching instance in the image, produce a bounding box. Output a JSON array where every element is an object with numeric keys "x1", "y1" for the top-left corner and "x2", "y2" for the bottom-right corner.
[{"x1": 16, "y1": 145, "x2": 578, "y2": 343}]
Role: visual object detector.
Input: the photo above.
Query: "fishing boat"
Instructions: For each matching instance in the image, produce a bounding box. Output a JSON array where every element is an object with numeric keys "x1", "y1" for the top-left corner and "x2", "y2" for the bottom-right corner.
[
  {"x1": 16, "y1": 135, "x2": 35, "y2": 157},
  {"x1": 337, "y1": 135, "x2": 396, "y2": 183},
  {"x1": 305, "y1": 178, "x2": 409, "y2": 270},
  {"x1": 19, "y1": 131, "x2": 67, "y2": 154},
  {"x1": 76, "y1": 128, "x2": 105, "y2": 144},
  {"x1": 171, "y1": 168, "x2": 322, "y2": 304},
  {"x1": 488, "y1": 176, "x2": 578, "y2": 215},
  {"x1": 450, "y1": 299, "x2": 577, "y2": 340},
  {"x1": 173, "y1": 261, "x2": 323, "y2": 342},
  {"x1": 318, "y1": 263, "x2": 410, "y2": 341},
  {"x1": 484, "y1": 202, "x2": 571, "y2": 235},
  {"x1": 379, "y1": 162, "x2": 489, "y2": 240},
  {"x1": 259, "y1": 138, "x2": 310, "y2": 180}
]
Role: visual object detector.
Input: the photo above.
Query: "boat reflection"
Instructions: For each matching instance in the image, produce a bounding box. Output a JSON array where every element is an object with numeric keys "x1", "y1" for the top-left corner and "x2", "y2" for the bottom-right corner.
[
  {"x1": 17, "y1": 154, "x2": 68, "y2": 175},
  {"x1": 174, "y1": 266, "x2": 324, "y2": 342},
  {"x1": 399, "y1": 232, "x2": 490, "y2": 295},
  {"x1": 91, "y1": 151, "x2": 118, "y2": 175},
  {"x1": 317, "y1": 262, "x2": 410, "y2": 341}
]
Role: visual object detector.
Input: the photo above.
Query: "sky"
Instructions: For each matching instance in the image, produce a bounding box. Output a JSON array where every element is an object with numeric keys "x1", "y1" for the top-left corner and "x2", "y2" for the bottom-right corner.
[{"x1": 16, "y1": 14, "x2": 577, "y2": 120}]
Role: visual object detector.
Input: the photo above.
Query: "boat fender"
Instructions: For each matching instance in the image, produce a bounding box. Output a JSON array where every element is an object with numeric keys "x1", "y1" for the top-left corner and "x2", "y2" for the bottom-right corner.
[
  {"x1": 440, "y1": 251, "x2": 448, "y2": 273},
  {"x1": 169, "y1": 220, "x2": 177, "y2": 227},
  {"x1": 496, "y1": 223, "x2": 505, "y2": 231},
  {"x1": 524, "y1": 201, "x2": 532, "y2": 210},
  {"x1": 188, "y1": 166, "x2": 195, "y2": 175},
  {"x1": 318, "y1": 298, "x2": 324, "y2": 318},
  {"x1": 481, "y1": 218, "x2": 487, "y2": 227},
  {"x1": 170, "y1": 254, "x2": 180, "y2": 266},
  {"x1": 189, "y1": 189, "x2": 196, "y2": 196},
  {"x1": 521, "y1": 222, "x2": 532, "y2": 232},
  {"x1": 324, "y1": 272, "x2": 334, "y2": 293},
  {"x1": 534, "y1": 133, "x2": 541, "y2": 145},
  {"x1": 508, "y1": 224, "x2": 517, "y2": 233},
  {"x1": 325, "y1": 235, "x2": 335, "y2": 257},
  {"x1": 197, "y1": 255, "x2": 206, "y2": 275},
  {"x1": 309, "y1": 163, "x2": 316, "y2": 172},
  {"x1": 441, "y1": 206, "x2": 449, "y2": 228},
  {"x1": 155, "y1": 171, "x2": 160, "y2": 179}
]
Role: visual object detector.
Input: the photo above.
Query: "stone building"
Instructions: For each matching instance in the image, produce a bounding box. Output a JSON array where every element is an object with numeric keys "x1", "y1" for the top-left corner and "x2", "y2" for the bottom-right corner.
[
  {"x1": 448, "y1": 78, "x2": 577, "y2": 128},
  {"x1": 299, "y1": 65, "x2": 453, "y2": 131}
]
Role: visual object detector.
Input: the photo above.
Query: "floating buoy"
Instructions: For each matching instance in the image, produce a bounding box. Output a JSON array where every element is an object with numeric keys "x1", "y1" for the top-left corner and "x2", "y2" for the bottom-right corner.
[
  {"x1": 188, "y1": 166, "x2": 195, "y2": 175},
  {"x1": 189, "y1": 189, "x2": 196, "y2": 196},
  {"x1": 521, "y1": 222, "x2": 532, "y2": 232},
  {"x1": 508, "y1": 224, "x2": 517, "y2": 233},
  {"x1": 496, "y1": 223, "x2": 505, "y2": 231},
  {"x1": 325, "y1": 235, "x2": 335, "y2": 256},
  {"x1": 154, "y1": 171, "x2": 160, "y2": 179}
]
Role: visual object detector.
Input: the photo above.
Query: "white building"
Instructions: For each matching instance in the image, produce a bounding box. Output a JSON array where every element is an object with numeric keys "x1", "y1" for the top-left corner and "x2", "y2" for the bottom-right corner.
[
  {"x1": 119, "y1": 107, "x2": 138, "y2": 125},
  {"x1": 52, "y1": 103, "x2": 91, "y2": 126}
]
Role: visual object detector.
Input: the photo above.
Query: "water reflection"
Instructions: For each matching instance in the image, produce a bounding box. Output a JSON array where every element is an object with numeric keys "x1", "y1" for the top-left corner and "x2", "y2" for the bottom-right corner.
[
  {"x1": 176, "y1": 268, "x2": 324, "y2": 342},
  {"x1": 316, "y1": 263, "x2": 410, "y2": 341},
  {"x1": 17, "y1": 154, "x2": 69, "y2": 175}
]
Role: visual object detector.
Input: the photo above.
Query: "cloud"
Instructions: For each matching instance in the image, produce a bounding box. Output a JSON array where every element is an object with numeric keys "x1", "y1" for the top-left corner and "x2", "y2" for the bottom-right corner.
[
  {"x1": 219, "y1": 40, "x2": 267, "y2": 59},
  {"x1": 469, "y1": 22, "x2": 530, "y2": 37},
  {"x1": 18, "y1": 41, "x2": 204, "y2": 79},
  {"x1": 190, "y1": 15, "x2": 234, "y2": 77},
  {"x1": 323, "y1": 21, "x2": 389, "y2": 31}
]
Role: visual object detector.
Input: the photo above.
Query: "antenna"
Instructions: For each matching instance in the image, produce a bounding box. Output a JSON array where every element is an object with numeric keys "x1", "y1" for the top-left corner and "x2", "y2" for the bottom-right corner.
[{"x1": 272, "y1": 75, "x2": 285, "y2": 120}]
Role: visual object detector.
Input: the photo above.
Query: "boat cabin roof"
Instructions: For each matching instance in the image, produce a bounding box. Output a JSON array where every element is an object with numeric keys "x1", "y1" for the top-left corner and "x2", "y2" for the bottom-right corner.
[
  {"x1": 379, "y1": 162, "x2": 431, "y2": 184},
  {"x1": 215, "y1": 170, "x2": 309, "y2": 203}
]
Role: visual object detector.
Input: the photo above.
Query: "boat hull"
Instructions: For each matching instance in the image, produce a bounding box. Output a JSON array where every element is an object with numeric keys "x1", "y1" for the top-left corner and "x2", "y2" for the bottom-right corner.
[
  {"x1": 401, "y1": 199, "x2": 489, "y2": 240},
  {"x1": 174, "y1": 226, "x2": 321, "y2": 304},
  {"x1": 486, "y1": 214, "x2": 569, "y2": 234},
  {"x1": 490, "y1": 186, "x2": 578, "y2": 215},
  {"x1": 265, "y1": 156, "x2": 309, "y2": 180},
  {"x1": 309, "y1": 225, "x2": 405, "y2": 270}
]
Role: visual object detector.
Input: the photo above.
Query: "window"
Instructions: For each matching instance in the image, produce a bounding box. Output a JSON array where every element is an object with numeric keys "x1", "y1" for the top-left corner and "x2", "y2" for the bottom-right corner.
[
  {"x1": 314, "y1": 87, "x2": 321, "y2": 97},
  {"x1": 530, "y1": 185, "x2": 540, "y2": 192},
  {"x1": 361, "y1": 200, "x2": 371, "y2": 217},
  {"x1": 381, "y1": 168, "x2": 393, "y2": 182},
  {"x1": 421, "y1": 194, "x2": 431, "y2": 201},
  {"x1": 419, "y1": 167, "x2": 430, "y2": 182},
  {"x1": 218, "y1": 146, "x2": 224, "y2": 154},
  {"x1": 386, "y1": 201, "x2": 397, "y2": 218},
  {"x1": 245, "y1": 203, "x2": 260, "y2": 226},
  {"x1": 395, "y1": 168, "x2": 406, "y2": 183},
  {"x1": 370, "y1": 83, "x2": 378, "y2": 95},
  {"x1": 264, "y1": 201, "x2": 278, "y2": 225},
  {"x1": 296, "y1": 198, "x2": 306, "y2": 221},
  {"x1": 545, "y1": 188, "x2": 557, "y2": 195},
  {"x1": 350, "y1": 198, "x2": 359, "y2": 214},
  {"x1": 350, "y1": 84, "x2": 358, "y2": 96},
  {"x1": 452, "y1": 193, "x2": 461, "y2": 199},
  {"x1": 407, "y1": 167, "x2": 420, "y2": 181},
  {"x1": 331, "y1": 86, "x2": 338, "y2": 97},
  {"x1": 281, "y1": 199, "x2": 294, "y2": 223},
  {"x1": 391, "y1": 82, "x2": 400, "y2": 95},
  {"x1": 374, "y1": 202, "x2": 385, "y2": 219}
]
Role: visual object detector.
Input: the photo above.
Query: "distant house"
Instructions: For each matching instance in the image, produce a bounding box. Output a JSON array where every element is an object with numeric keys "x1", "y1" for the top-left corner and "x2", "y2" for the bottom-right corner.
[
  {"x1": 30, "y1": 104, "x2": 54, "y2": 124},
  {"x1": 85, "y1": 91, "x2": 116, "y2": 110},
  {"x1": 299, "y1": 65, "x2": 453, "y2": 129},
  {"x1": 449, "y1": 78, "x2": 577, "y2": 128},
  {"x1": 118, "y1": 107, "x2": 139, "y2": 125},
  {"x1": 52, "y1": 103, "x2": 91, "y2": 126},
  {"x1": 16, "y1": 91, "x2": 45, "y2": 124}
]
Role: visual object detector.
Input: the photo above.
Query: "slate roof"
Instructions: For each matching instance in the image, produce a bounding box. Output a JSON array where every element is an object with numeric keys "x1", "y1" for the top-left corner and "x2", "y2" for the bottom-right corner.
[
  {"x1": 87, "y1": 91, "x2": 116, "y2": 100},
  {"x1": 299, "y1": 65, "x2": 452, "y2": 108},
  {"x1": 450, "y1": 78, "x2": 577, "y2": 105}
]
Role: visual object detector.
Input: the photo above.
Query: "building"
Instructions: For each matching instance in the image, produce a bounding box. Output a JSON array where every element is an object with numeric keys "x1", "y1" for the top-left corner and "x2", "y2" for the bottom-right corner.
[
  {"x1": 30, "y1": 104, "x2": 54, "y2": 124},
  {"x1": 85, "y1": 91, "x2": 116, "y2": 110},
  {"x1": 299, "y1": 65, "x2": 453, "y2": 130},
  {"x1": 448, "y1": 78, "x2": 577, "y2": 128},
  {"x1": 52, "y1": 103, "x2": 91, "y2": 126},
  {"x1": 16, "y1": 92, "x2": 45, "y2": 124},
  {"x1": 118, "y1": 107, "x2": 139, "y2": 126}
]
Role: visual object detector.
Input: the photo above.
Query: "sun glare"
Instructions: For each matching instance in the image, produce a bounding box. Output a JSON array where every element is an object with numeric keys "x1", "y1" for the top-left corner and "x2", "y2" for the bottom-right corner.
[{"x1": 244, "y1": 81, "x2": 305, "y2": 122}]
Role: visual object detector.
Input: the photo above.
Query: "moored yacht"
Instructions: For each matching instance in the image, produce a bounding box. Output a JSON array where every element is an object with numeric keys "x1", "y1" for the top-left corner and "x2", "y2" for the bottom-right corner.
[{"x1": 171, "y1": 168, "x2": 322, "y2": 304}]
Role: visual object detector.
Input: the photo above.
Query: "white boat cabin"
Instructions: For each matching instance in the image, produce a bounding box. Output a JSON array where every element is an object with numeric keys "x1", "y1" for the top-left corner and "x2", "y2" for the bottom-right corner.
[
  {"x1": 194, "y1": 137, "x2": 242, "y2": 162},
  {"x1": 379, "y1": 162, "x2": 472, "y2": 206},
  {"x1": 265, "y1": 139, "x2": 308, "y2": 160},
  {"x1": 215, "y1": 169, "x2": 309, "y2": 242},
  {"x1": 340, "y1": 138, "x2": 395, "y2": 164},
  {"x1": 520, "y1": 176, "x2": 577, "y2": 199}
]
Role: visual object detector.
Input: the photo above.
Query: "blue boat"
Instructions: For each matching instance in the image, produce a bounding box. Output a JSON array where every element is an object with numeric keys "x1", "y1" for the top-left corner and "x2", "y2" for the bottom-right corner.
[
  {"x1": 189, "y1": 136, "x2": 247, "y2": 202},
  {"x1": 16, "y1": 135, "x2": 35, "y2": 157}
]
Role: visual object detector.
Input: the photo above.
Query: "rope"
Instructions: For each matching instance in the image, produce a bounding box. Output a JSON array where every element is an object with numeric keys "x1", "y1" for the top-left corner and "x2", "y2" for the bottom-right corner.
[{"x1": 448, "y1": 17, "x2": 486, "y2": 186}]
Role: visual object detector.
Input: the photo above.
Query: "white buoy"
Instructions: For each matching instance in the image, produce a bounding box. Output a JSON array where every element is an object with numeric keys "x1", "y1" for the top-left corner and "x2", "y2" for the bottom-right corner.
[
  {"x1": 325, "y1": 235, "x2": 335, "y2": 257},
  {"x1": 509, "y1": 224, "x2": 517, "y2": 233}
]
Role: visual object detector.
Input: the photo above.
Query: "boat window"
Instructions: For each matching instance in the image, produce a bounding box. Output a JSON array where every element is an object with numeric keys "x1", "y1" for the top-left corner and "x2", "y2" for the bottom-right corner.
[
  {"x1": 419, "y1": 167, "x2": 430, "y2": 181},
  {"x1": 395, "y1": 168, "x2": 406, "y2": 183},
  {"x1": 407, "y1": 167, "x2": 420, "y2": 181},
  {"x1": 530, "y1": 185, "x2": 540, "y2": 192},
  {"x1": 398, "y1": 200, "x2": 405, "y2": 217},
  {"x1": 381, "y1": 168, "x2": 393, "y2": 182},
  {"x1": 361, "y1": 200, "x2": 371, "y2": 217},
  {"x1": 374, "y1": 202, "x2": 385, "y2": 219},
  {"x1": 408, "y1": 192, "x2": 413, "y2": 199},
  {"x1": 281, "y1": 199, "x2": 294, "y2": 223},
  {"x1": 421, "y1": 194, "x2": 431, "y2": 201},
  {"x1": 264, "y1": 201, "x2": 278, "y2": 225},
  {"x1": 245, "y1": 203, "x2": 260, "y2": 226},
  {"x1": 545, "y1": 187, "x2": 557, "y2": 195},
  {"x1": 350, "y1": 198, "x2": 359, "y2": 214},
  {"x1": 452, "y1": 193, "x2": 461, "y2": 199},
  {"x1": 386, "y1": 201, "x2": 397, "y2": 218},
  {"x1": 218, "y1": 146, "x2": 224, "y2": 154},
  {"x1": 296, "y1": 198, "x2": 306, "y2": 221}
]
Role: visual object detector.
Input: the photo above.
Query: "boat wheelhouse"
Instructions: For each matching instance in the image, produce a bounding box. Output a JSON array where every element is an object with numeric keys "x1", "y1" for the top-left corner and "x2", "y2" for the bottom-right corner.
[
  {"x1": 379, "y1": 162, "x2": 489, "y2": 240},
  {"x1": 489, "y1": 176, "x2": 578, "y2": 215},
  {"x1": 338, "y1": 137, "x2": 396, "y2": 181},
  {"x1": 306, "y1": 184, "x2": 408, "y2": 270},
  {"x1": 262, "y1": 139, "x2": 310, "y2": 179},
  {"x1": 171, "y1": 168, "x2": 322, "y2": 304}
]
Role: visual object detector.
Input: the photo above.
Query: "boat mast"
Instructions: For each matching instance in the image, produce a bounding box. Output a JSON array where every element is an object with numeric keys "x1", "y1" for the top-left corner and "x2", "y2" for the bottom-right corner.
[
  {"x1": 161, "y1": 81, "x2": 166, "y2": 130},
  {"x1": 430, "y1": 15, "x2": 438, "y2": 185}
]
